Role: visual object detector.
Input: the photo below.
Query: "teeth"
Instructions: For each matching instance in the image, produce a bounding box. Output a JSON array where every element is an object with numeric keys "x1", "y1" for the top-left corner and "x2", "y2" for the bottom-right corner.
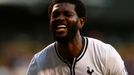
[
  {"x1": 56, "y1": 25, "x2": 66, "y2": 32},
  {"x1": 57, "y1": 25, "x2": 66, "y2": 28}
]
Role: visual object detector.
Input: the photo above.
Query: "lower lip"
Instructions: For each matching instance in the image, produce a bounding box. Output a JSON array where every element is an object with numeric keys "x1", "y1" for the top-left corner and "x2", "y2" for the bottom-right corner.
[{"x1": 56, "y1": 28, "x2": 66, "y2": 32}]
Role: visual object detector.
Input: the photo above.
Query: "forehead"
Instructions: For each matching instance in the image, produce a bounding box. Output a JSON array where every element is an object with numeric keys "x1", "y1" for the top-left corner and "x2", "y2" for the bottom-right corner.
[{"x1": 52, "y1": 3, "x2": 75, "y2": 12}]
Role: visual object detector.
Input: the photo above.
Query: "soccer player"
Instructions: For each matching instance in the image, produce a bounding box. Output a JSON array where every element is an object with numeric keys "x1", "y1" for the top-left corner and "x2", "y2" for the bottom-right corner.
[{"x1": 26, "y1": 0, "x2": 128, "y2": 75}]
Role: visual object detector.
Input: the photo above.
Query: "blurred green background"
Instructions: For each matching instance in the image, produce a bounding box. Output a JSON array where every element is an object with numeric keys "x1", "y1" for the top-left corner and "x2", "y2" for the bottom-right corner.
[{"x1": 0, "y1": 0, "x2": 133, "y2": 75}]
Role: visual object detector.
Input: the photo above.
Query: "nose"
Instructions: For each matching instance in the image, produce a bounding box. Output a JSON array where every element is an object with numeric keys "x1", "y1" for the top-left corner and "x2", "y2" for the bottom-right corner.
[{"x1": 56, "y1": 14, "x2": 65, "y2": 21}]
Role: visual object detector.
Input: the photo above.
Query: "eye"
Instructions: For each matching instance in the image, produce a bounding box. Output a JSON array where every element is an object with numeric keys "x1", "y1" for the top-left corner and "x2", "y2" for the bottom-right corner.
[
  {"x1": 52, "y1": 11, "x2": 60, "y2": 18},
  {"x1": 64, "y1": 12, "x2": 74, "y2": 17}
]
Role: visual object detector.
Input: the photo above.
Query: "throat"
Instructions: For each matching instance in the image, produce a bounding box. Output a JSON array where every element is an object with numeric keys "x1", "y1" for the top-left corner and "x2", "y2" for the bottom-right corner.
[
  {"x1": 57, "y1": 37, "x2": 85, "y2": 64},
  {"x1": 66, "y1": 57, "x2": 75, "y2": 65},
  {"x1": 58, "y1": 43, "x2": 81, "y2": 59}
]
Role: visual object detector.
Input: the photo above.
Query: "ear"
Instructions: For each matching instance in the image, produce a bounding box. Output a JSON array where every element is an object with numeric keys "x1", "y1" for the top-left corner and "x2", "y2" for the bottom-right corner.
[{"x1": 78, "y1": 17, "x2": 85, "y2": 29}]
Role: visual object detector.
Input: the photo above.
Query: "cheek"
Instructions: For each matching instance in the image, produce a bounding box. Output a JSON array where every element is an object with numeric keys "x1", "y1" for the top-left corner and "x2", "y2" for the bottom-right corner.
[
  {"x1": 77, "y1": 21, "x2": 82, "y2": 29},
  {"x1": 50, "y1": 17, "x2": 53, "y2": 25},
  {"x1": 49, "y1": 20, "x2": 54, "y2": 31},
  {"x1": 71, "y1": 18, "x2": 79, "y2": 25},
  {"x1": 50, "y1": 15, "x2": 55, "y2": 23},
  {"x1": 70, "y1": 16, "x2": 78, "y2": 21},
  {"x1": 50, "y1": 17, "x2": 55, "y2": 27},
  {"x1": 67, "y1": 17, "x2": 78, "y2": 25}
]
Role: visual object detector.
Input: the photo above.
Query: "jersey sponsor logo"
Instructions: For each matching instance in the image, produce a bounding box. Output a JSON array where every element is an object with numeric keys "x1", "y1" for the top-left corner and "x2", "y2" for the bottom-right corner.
[{"x1": 87, "y1": 66, "x2": 94, "y2": 75}]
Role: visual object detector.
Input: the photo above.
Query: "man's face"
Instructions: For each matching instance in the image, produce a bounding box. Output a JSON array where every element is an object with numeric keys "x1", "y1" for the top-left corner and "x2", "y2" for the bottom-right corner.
[{"x1": 50, "y1": 3, "x2": 81, "y2": 43}]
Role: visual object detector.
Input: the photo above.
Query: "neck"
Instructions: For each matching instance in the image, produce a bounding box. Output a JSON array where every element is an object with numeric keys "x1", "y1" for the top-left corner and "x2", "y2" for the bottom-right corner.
[{"x1": 57, "y1": 35, "x2": 84, "y2": 62}]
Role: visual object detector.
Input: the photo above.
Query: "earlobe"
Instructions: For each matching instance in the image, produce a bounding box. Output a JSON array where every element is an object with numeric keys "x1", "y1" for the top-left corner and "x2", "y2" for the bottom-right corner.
[{"x1": 79, "y1": 17, "x2": 85, "y2": 29}]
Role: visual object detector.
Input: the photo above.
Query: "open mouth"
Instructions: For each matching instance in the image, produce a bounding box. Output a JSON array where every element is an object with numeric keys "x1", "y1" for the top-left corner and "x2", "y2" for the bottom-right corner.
[{"x1": 56, "y1": 25, "x2": 67, "y2": 32}]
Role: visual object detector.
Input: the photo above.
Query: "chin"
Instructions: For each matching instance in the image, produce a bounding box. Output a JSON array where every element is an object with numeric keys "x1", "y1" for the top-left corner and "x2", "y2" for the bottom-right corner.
[
  {"x1": 55, "y1": 36, "x2": 69, "y2": 43},
  {"x1": 54, "y1": 33, "x2": 76, "y2": 44}
]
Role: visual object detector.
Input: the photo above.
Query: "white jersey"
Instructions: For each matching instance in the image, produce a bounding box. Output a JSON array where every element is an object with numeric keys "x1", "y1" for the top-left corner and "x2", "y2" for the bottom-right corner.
[{"x1": 27, "y1": 37, "x2": 128, "y2": 75}]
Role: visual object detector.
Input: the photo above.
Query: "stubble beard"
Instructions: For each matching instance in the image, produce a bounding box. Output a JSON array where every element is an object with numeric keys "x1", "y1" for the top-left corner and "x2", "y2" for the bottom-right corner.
[{"x1": 52, "y1": 23, "x2": 78, "y2": 44}]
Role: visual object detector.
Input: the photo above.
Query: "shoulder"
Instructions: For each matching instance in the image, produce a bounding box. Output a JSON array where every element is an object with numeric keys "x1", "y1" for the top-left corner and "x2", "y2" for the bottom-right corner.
[
  {"x1": 84, "y1": 37, "x2": 127, "y2": 75},
  {"x1": 26, "y1": 42, "x2": 56, "y2": 75},
  {"x1": 29, "y1": 42, "x2": 56, "y2": 62},
  {"x1": 86, "y1": 37, "x2": 127, "y2": 74},
  {"x1": 85, "y1": 37, "x2": 122, "y2": 64},
  {"x1": 85, "y1": 37, "x2": 112, "y2": 51},
  {"x1": 34, "y1": 42, "x2": 56, "y2": 61},
  {"x1": 85, "y1": 37, "x2": 120, "y2": 58}
]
